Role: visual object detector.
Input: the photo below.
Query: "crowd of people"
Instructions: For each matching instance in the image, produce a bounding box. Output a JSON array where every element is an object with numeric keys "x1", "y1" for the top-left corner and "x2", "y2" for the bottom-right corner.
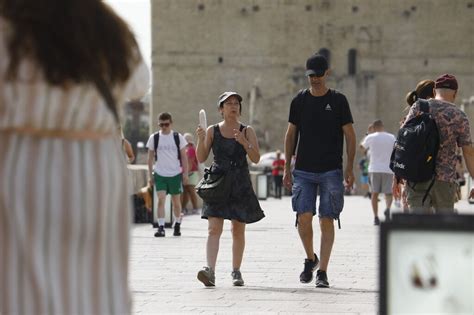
[
  {"x1": 359, "y1": 74, "x2": 474, "y2": 225},
  {"x1": 128, "y1": 55, "x2": 474, "y2": 294},
  {"x1": 2, "y1": 1, "x2": 474, "y2": 311}
]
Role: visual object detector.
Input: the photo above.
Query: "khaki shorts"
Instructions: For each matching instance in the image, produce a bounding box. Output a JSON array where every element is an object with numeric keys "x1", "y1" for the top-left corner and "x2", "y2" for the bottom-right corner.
[
  {"x1": 406, "y1": 179, "x2": 456, "y2": 214},
  {"x1": 369, "y1": 172, "x2": 393, "y2": 194}
]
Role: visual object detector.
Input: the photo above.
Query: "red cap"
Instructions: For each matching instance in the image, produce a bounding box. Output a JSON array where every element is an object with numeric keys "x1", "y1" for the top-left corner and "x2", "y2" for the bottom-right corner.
[{"x1": 435, "y1": 74, "x2": 458, "y2": 90}]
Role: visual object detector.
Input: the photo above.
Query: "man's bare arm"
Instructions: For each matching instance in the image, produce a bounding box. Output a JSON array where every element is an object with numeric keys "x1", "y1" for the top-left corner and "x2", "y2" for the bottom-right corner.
[
  {"x1": 342, "y1": 123, "x2": 356, "y2": 188},
  {"x1": 462, "y1": 145, "x2": 474, "y2": 178},
  {"x1": 147, "y1": 149, "x2": 155, "y2": 186},
  {"x1": 462, "y1": 144, "x2": 474, "y2": 198}
]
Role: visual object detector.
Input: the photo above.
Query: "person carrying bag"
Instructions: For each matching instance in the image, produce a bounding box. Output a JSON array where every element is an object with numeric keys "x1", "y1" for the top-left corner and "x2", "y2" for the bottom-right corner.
[
  {"x1": 194, "y1": 91, "x2": 265, "y2": 288},
  {"x1": 196, "y1": 163, "x2": 233, "y2": 204}
]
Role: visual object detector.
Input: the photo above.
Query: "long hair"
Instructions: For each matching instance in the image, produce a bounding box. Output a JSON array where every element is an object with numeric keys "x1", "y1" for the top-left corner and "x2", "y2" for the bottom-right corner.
[
  {"x1": 405, "y1": 79, "x2": 435, "y2": 107},
  {"x1": 1, "y1": 0, "x2": 140, "y2": 87}
]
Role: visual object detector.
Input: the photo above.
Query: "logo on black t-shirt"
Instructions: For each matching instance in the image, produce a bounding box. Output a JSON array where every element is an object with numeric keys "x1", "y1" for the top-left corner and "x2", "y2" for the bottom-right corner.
[{"x1": 288, "y1": 88, "x2": 354, "y2": 173}]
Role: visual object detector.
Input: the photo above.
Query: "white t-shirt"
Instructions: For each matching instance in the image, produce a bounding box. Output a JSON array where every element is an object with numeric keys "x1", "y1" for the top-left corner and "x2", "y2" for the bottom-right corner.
[
  {"x1": 361, "y1": 131, "x2": 396, "y2": 174},
  {"x1": 146, "y1": 131, "x2": 187, "y2": 177}
]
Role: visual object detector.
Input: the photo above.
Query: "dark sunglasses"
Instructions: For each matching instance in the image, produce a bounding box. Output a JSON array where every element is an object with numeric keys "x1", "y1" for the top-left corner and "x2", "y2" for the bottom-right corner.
[{"x1": 159, "y1": 122, "x2": 170, "y2": 127}]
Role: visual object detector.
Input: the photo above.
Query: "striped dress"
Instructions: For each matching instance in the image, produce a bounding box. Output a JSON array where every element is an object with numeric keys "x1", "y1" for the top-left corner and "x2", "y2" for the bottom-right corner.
[{"x1": 0, "y1": 19, "x2": 150, "y2": 314}]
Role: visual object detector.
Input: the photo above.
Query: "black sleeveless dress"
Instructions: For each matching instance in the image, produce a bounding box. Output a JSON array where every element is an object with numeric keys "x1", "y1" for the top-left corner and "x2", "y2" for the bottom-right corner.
[{"x1": 201, "y1": 124, "x2": 265, "y2": 223}]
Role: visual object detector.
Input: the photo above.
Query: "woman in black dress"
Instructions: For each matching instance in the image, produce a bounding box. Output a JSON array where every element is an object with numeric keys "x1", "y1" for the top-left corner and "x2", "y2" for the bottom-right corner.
[{"x1": 195, "y1": 91, "x2": 265, "y2": 287}]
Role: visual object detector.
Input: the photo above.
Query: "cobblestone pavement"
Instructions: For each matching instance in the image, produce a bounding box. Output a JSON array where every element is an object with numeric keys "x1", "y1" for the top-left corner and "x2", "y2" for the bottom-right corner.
[{"x1": 130, "y1": 195, "x2": 474, "y2": 314}]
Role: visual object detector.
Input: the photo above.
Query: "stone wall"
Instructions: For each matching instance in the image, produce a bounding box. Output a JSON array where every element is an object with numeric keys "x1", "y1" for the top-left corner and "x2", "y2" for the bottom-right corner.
[{"x1": 150, "y1": 0, "x2": 474, "y2": 189}]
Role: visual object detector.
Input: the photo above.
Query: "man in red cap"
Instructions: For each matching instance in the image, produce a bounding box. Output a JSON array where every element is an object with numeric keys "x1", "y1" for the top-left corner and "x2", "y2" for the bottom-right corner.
[{"x1": 403, "y1": 74, "x2": 474, "y2": 213}]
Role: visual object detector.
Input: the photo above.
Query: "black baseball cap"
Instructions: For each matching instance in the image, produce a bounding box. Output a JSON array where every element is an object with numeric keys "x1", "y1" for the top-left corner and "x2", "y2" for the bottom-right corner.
[{"x1": 305, "y1": 54, "x2": 328, "y2": 77}]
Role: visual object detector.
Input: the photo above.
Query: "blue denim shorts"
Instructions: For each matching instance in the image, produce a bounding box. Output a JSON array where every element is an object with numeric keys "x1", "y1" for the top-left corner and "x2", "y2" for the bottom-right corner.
[{"x1": 291, "y1": 169, "x2": 344, "y2": 219}]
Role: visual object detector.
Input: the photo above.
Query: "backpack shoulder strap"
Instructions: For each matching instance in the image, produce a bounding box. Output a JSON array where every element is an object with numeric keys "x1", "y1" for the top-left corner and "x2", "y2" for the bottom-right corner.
[
  {"x1": 292, "y1": 90, "x2": 308, "y2": 156},
  {"x1": 153, "y1": 132, "x2": 160, "y2": 161},
  {"x1": 173, "y1": 131, "x2": 181, "y2": 165},
  {"x1": 329, "y1": 88, "x2": 336, "y2": 104},
  {"x1": 418, "y1": 99, "x2": 430, "y2": 113},
  {"x1": 292, "y1": 89, "x2": 307, "y2": 111}
]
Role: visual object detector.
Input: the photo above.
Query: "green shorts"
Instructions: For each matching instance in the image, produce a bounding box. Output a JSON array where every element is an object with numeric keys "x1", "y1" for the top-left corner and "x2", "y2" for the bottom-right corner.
[
  {"x1": 153, "y1": 173, "x2": 183, "y2": 195},
  {"x1": 406, "y1": 179, "x2": 456, "y2": 214}
]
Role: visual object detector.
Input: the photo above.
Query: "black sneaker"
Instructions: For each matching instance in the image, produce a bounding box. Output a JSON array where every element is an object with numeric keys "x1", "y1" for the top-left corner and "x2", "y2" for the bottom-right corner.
[
  {"x1": 384, "y1": 209, "x2": 390, "y2": 221},
  {"x1": 374, "y1": 217, "x2": 380, "y2": 225},
  {"x1": 173, "y1": 222, "x2": 181, "y2": 236},
  {"x1": 154, "y1": 225, "x2": 165, "y2": 237},
  {"x1": 231, "y1": 270, "x2": 244, "y2": 286},
  {"x1": 316, "y1": 270, "x2": 329, "y2": 288},
  {"x1": 299, "y1": 253, "x2": 319, "y2": 283}
]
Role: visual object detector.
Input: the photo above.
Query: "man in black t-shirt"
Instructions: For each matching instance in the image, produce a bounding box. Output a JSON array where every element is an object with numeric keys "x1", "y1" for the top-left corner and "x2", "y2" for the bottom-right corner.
[{"x1": 283, "y1": 53, "x2": 356, "y2": 288}]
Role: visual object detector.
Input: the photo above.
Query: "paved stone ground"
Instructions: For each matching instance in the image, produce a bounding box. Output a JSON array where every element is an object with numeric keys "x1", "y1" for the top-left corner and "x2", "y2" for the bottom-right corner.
[{"x1": 129, "y1": 195, "x2": 474, "y2": 314}]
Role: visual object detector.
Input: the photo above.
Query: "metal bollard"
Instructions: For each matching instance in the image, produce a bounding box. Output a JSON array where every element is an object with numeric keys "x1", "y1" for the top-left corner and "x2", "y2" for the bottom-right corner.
[
  {"x1": 256, "y1": 173, "x2": 268, "y2": 200},
  {"x1": 468, "y1": 175, "x2": 474, "y2": 204}
]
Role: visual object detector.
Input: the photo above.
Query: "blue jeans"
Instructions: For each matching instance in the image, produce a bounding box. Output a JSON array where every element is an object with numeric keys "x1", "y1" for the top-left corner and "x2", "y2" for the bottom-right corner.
[{"x1": 291, "y1": 169, "x2": 344, "y2": 219}]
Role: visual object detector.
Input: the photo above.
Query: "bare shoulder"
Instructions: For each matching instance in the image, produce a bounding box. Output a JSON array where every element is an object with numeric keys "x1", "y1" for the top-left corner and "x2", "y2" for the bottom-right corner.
[
  {"x1": 244, "y1": 125, "x2": 257, "y2": 136},
  {"x1": 206, "y1": 124, "x2": 215, "y2": 140},
  {"x1": 245, "y1": 125, "x2": 255, "y2": 132},
  {"x1": 206, "y1": 124, "x2": 215, "y2": 133}
]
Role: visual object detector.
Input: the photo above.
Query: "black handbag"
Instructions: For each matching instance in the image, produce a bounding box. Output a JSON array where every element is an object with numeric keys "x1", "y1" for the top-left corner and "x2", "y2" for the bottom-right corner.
[{"x1": 195, "y1": 166, "x2": 232, "y2": 203}]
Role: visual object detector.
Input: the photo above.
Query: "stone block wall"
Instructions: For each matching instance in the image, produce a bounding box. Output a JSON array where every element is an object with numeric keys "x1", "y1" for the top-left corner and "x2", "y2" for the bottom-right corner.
[{"x1": 150, "y1": 0, "x2": 474, "y2": 191}]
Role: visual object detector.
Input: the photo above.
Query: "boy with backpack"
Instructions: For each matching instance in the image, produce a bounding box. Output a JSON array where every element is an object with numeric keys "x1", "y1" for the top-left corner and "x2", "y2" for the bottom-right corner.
[
  {"x1": 392, "y1": 74, "x2": 474, "y2": 213},
  {"x1": 147, "y1": 112, "x2": 189, "y2": 237}
]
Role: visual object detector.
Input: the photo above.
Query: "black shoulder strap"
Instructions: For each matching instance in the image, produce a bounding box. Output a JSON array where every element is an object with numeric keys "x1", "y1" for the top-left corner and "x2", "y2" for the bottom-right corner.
[
  {"x1": 297, "y1": 88, "x2": 307, "y2": 99},
  {"x1": 418, "y1": 99, "x2": 430, "y2": 113},
  {"x1": 173, "y1": 132, "x2": 181, "y2": 165},
  {"x1": 328, "y1": 89, "x2": 340, "y2": 109},
  {"x1": 239, "y1": 124, "x2": 248, "y2": 140},
  {"x1": 153, "y1": 132, "x2": 160, "y2": 161},
  {"x1": 330, "y1": 88, "x2": 336, "y2": 101},
  {"x1": 292, "y1": 91, "x2": 306, "y2": 156}
]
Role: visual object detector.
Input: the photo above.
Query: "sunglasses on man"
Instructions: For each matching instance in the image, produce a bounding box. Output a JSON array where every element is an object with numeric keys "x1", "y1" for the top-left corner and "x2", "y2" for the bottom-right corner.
[
  {"x1": 306, "y1": 69, "x2": 326, "y2": 78},
  {"x1": 159, "y1": 122, "x2": 170, "y2": 127},
  {"x1": 308, "y1": 73, "x2": 325, "y2": 78}
]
